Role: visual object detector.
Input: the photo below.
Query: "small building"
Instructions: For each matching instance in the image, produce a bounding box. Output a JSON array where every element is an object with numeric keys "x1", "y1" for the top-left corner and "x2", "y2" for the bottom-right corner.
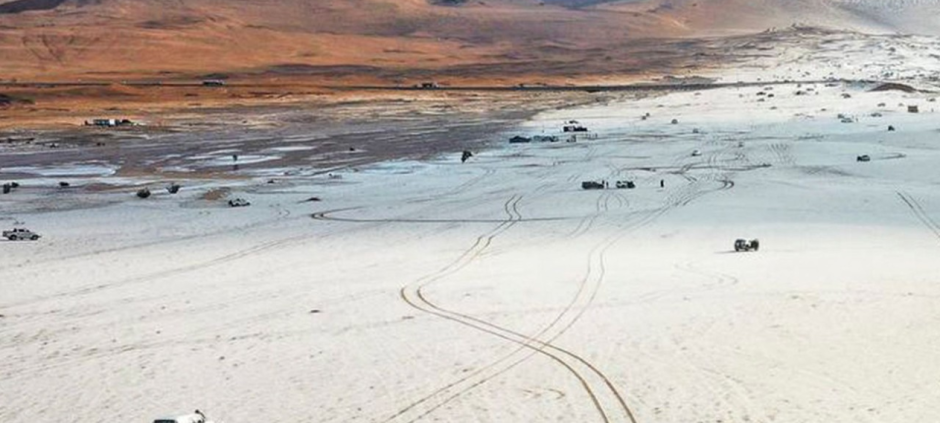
[{"x1": 908, "y1": 105, "x2": 919, "y2": 113}]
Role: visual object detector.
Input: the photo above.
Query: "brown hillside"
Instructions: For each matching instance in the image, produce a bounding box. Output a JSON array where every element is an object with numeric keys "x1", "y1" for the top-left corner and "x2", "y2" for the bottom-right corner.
[{"x1": 0, "y1": 0, "x2": 936, "y2": 83}]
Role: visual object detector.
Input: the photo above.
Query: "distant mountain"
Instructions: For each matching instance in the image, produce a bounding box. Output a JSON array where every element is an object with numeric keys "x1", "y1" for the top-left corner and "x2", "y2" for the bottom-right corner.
[{"x1": 0, "y1": 0, "x2": 936, "y2": 81}]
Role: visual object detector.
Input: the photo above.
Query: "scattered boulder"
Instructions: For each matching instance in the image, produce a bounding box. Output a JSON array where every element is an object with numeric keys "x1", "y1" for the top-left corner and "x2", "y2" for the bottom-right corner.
[
  {"x1": 671, "y1": 119, "x2": 679, "y2": 124},
  {"x1": 136, "y1": 188, "x2": 151, "y2": 199},
  {"x1": 461, "y1": 150, "x2": 473, "y2": 163},
  {"x1": 58, "y1": 181, "x2": 70, "y2": 188},
  {"x1": 166, "y1": 184, "x2": 181, "y2": 194},
  {"x1": 888, "y1": 125, "x2": 896, "y2": 131}
]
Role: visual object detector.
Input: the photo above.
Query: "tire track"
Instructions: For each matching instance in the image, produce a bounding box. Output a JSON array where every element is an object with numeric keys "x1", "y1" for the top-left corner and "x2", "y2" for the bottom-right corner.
[
  {"x1": 311, "y1": 210, "x2": 570, "y2": 224},
  {"x1": 403, "y1": 225, "x2": 646, "y2": 423},
  {"x1": 439, "y1": 167, "x2": 497, "y2": 198},
  {"x1": 386, "y1": 151, "x2": 736, "y2": 422},
  {"x1": 897, "y1": 191, "x2": 940, "y2": 241},
  {"x1": 1, "y1": 232, "x2": 314, "y2": 309},
  {"x1": 390, "y1": 194, "x2": 679, "y2": 423},
  {"x1": 0, "y1": 211, "x2": 308, "y2": 273}
]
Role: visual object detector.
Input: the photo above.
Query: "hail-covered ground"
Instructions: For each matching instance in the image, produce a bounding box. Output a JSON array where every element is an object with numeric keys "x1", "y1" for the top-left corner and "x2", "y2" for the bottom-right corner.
[{"x1": 3, "y1": 62, "x2": 940, "y2": 423}]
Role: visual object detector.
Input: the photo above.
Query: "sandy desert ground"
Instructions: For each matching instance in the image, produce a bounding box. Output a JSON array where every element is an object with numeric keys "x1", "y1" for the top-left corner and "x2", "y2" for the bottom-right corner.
[{"x1": 4, "y1": 30, "x2": 940, "y2": 422}]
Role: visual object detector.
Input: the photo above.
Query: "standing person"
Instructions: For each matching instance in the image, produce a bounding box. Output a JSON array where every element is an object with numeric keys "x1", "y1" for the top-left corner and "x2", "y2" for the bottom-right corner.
[{"x1": 660, "y1": 179, "x2": 664, "y2": 188}]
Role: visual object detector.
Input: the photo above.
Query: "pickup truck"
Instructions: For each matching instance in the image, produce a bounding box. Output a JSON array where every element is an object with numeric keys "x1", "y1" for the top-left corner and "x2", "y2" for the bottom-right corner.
[{"x1": 3, "y1": 228, "x2": 40, "y2": 241}]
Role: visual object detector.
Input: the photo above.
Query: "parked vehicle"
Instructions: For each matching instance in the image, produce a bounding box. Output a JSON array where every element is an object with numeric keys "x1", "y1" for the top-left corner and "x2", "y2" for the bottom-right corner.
[
  {"x1": 154, "y1": 409, "x2": 214, "y2": 423},
  {"x1": 734, "y1": 239, "x2": 759, "y2": 252},
  {"x1": 3, "y1": 228, "x2": 40, "y2": 241},
  {"x1": 581, "y1": 181, "x2": 605, "y2": 190},
  {"x1": 615, "y1": 180, "x2": 636, "y2": 189},
  {"x1": 228, "y1": 198, "x2": 251, "y2": 207},
  {"x1": 857, "y1": 155, "x2": 871, "y2": 162},
  {"x1": 563, "y1": 120, "x2": 588, "y2": 132}
]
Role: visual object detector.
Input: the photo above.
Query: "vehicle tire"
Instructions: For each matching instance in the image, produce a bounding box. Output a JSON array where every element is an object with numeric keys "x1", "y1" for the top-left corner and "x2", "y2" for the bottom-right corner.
[
  {"x1": 31, "y1": 235, "x2": 39, "y2": 240},
  {"x1": 8, "y1": 235, "x2": 16, "y2": 241}
]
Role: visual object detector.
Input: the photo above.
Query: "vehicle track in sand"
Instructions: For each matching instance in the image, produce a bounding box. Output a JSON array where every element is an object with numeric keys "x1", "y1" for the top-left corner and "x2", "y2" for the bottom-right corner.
[
  {"x1": 0, "y1": 210, "x2": 309, "y2": 273},
  {"x1": 0, "y1": 232, "x2": 316, "y2": 309},
  {"x1": 392, "y1": 193, "x2": 647, "y2": 423},
  {"x1": 388, "y1": 151, "x2": 740, "y2": 422},
  {"x1": 387, "y1": 170, "x2": 731, "y2": 423},
  {"x1": 311, "y1": 210, "x2": 573, "y2": 224},
  {"x1": 897, "y1": 191, "x2": 940, "y2": 242}
]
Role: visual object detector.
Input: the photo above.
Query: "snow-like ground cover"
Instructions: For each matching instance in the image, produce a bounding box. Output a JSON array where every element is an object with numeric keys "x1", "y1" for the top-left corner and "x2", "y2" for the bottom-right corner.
[{"x1": 3, "y1": 76, "x2": 940, "y2": 423}]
